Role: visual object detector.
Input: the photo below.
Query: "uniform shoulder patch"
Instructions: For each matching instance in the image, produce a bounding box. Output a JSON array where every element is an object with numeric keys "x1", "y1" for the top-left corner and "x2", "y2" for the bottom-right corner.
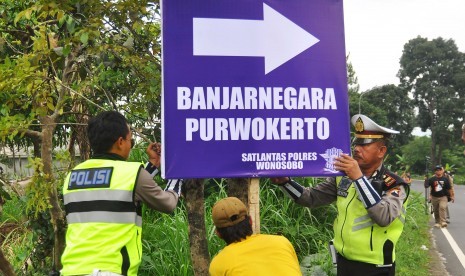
[
  {"x1": 382, "y1": 174, "x2": 397, "y2": 187},
  {"x1": 382, "y1": 170, "x2": 405, "y2": 189},
  {"x1": 387, "y1": 187, "x2": 401, "y2": 197}
]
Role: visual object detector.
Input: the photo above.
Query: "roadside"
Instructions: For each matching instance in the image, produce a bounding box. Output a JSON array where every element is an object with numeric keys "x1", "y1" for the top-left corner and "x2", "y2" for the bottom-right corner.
[
  {"x1": 428, "y1": 226, "x2": 450, "y2": 276},
  {"x1": 407, "y1": 178, "x2": 450, "y2": 275}
]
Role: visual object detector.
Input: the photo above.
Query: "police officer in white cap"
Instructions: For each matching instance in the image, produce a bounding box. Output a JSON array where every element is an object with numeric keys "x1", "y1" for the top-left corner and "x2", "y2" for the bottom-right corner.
[{"x1": 271, "y1": 114, "x2": 409, "y2": 276}]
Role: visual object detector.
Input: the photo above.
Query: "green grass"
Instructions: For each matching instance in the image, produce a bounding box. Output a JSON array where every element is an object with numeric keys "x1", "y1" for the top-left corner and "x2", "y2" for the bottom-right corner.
[
  {"x1": 1, "y1": 179, "x2": 434, "y2": 275},
  {"x1": 138, "y1": 178, "x2": 337, "y2": 275},
  {"x1": 0, "y1": 194, "x2": 26, "y2": 223},
  {"x1": 139, "y1": 208, "x2": 192, "y2": 275},
  {"x1": 396, "y1": 191, "x2": 432, "y2": 276},
  {"x1": 136, "y1": 180, "x2": 437, "y2": 276}
]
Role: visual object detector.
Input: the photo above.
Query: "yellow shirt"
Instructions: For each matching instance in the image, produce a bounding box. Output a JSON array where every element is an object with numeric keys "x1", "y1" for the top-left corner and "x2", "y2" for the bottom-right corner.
[{"x1": 209, "y1": 234, "x2": 301, "y2": 276}]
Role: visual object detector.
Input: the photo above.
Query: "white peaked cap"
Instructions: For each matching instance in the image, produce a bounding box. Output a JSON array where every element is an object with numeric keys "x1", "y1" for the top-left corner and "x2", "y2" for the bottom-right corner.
[{"x1": 351, "y1": 114, "x2": 399, "y2": 144}]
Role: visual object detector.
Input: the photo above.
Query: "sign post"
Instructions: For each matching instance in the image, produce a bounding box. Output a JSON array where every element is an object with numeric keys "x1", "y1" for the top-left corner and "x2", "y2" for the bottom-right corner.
[{"x1": 248, "y1": 178, "x2": 260, "y2": 233}]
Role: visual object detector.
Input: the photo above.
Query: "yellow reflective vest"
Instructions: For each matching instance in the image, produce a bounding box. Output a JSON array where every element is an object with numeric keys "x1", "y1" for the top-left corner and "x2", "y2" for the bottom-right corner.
[
  {"x1": 333, "y1": 176, "x2": 407, "y2": 266},
  {"x1": 61, "y1": 159, "x2": 142, "y2": 276}
]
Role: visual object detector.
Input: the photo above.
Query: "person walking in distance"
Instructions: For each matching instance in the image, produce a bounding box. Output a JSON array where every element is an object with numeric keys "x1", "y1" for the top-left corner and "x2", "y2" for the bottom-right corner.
[
  {"x1": 425, "y1": 165, "x2": 451, "y2": 228},
  {"x1": 444, "y1": 170, "x2": 455, "y2": 223}
]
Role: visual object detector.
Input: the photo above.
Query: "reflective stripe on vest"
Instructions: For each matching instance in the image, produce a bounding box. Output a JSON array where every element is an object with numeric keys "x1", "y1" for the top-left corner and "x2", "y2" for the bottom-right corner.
[
  {"x1": 65, "y1": 189, "x2": 133, "y2": 202},
  {"x1": 351, "y1": 207, "x2": 406, "y2": 232},
  {"x1": 66, "y1": 212, "x2": 142, "y2": 227},
  {"x1": 64, "y1": 190, "x2": 142, "y2": 226}
]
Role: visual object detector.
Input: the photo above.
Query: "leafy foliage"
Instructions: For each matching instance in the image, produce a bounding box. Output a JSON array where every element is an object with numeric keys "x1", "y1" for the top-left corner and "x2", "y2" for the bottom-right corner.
[
  {"x1": 354, "y1": 84, "x2": 415, "y2": 158},
  {"x1": 398, "y1": 36, "x2": 465, "y2": 166},
  {"x1": 400, "y1": 136, "x2": 432, "y2": 175},
  {"x1": 1, "y1": 0, "x2": 165, "y2": 270}
]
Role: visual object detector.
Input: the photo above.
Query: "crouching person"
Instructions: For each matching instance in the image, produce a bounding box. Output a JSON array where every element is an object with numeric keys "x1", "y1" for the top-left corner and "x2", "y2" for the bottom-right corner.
[{"x1": 209, "y1": 197, "x2": 302, "y2": 276}]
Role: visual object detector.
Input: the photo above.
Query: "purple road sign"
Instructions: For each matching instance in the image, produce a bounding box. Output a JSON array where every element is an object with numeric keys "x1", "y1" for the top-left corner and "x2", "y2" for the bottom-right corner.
[{"x1": 162, "y1": 0, "x2": 350, "y2": 178}]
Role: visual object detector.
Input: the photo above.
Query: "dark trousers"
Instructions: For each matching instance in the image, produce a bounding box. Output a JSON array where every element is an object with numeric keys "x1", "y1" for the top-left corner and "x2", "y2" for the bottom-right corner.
[{"x1": 337, "y1": 254, "x2": 395, "y2": 276}]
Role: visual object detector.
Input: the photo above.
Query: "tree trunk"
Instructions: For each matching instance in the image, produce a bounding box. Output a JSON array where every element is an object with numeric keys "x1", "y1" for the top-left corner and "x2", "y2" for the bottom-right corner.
[
  {"x1": 437, "y1": 144, "x2": 443, "y2": 166},
  {"x1": 429, "y1": 128, "x2": 437, "y2": 169},
  {"x1": 227, "y1": 178, "x2": 249, "y2": 204},
  {"x1": 46, "y1": 44, "x2": 79, "y2": 270},
  {"x1": 227, "y1": 178, "x2": 260, "y2": 233},
  {"x1": 430, "y1": 140, "x2": 437, "y2": 169},
  {"x1": 72, "y1": 100, "x2": 90, "y2": 161},
  {"x1": 0, "y1": 249, "x2": 16, "y2": 276},
  {"x1": 184, "y1": 179, "x2": 210, "y2": 276},
  {"x1": 67, "y1": 131, "x2": 76, "y2": 170},
  {"x1": 31, "y1": 136, "x2": 41, "y2": 158},
  {"x1": 41, "y1": 117, "x2": 66, "y2": 271}
]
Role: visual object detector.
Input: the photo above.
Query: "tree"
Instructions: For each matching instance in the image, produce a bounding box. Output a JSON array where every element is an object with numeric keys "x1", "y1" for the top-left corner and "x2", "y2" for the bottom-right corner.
[
  {"x1": 347, "y1": 81, "x2": 415, "y2": 161},
  {"x1": 347, "y1": 55, "x2": 365, "y2": 115},
  {"x1": 357, "y1": 84, "x2": 415, "y2": 159},
  {"x1": 400, "y1": 136, "x2": 431, "y2": 175},
  {"x1": 347, "y1": 54, "x2": 360, "y2": 95},
  {"x1": 398, "y1": 36, "x2": 465, "y2": 168},
  {"x1": 1, "y1": 0, "x2": 163, "y2": 272},
  {"x1": 183, "y1": 179, "x2": 210, "y2": 276}
]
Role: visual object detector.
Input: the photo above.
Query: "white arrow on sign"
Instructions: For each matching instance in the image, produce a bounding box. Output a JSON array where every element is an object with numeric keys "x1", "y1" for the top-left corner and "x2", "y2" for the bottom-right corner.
[{"x1": 193, "y1": 3, "x2": 319, "y2": 74}]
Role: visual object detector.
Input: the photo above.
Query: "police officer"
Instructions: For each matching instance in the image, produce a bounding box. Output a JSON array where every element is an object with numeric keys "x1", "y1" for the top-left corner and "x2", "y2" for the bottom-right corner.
[
  {"x1": 61, "y1": 111, "x2": 183, "y2": 276},
  {"x1": 271, "y1": 114, "x2": 409, "y2": 276}
]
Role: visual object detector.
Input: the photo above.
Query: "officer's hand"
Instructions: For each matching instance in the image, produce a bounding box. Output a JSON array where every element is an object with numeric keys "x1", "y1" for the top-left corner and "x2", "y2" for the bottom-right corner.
[
  {"x1": 334, "y1": 154, "x2": 363, "y2": 180},
  {"x1": 269, "y1": 177, "x2": 289, "y2": 185},
  {"x1": 147, "y1": 142, "x2": 161, "y2": 167}
]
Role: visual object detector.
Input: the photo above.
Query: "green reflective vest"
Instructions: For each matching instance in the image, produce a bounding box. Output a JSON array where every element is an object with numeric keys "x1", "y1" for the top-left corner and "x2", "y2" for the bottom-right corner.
[
  {"x1": 61, "y1": 159, "x2": 142, "y2": 276},
  {"x1": 333, "y1": 176, "x2": 407, "y2": 266}
]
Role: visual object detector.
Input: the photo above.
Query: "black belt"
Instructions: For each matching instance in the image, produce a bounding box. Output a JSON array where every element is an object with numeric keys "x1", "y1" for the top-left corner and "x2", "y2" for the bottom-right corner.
[{"x1": 337, "y1": 253, "x2": 393, "y2": 268}]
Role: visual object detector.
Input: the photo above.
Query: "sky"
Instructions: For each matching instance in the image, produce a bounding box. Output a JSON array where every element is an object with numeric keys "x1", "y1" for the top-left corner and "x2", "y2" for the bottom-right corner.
[{"x1": 343, "y1": 0, "x2": 465, "y2": 92}]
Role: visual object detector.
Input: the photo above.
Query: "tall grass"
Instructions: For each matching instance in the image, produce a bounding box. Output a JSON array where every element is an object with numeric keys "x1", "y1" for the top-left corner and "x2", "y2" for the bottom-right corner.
[
  {"x1": 138, "y1": 179, "x2": 433, "y2": 276},
  {"x1": 396, "y1": 191, "x2": 432, "y2": 276},
  {"x1": 0, "y1": 194, "x2": 26, "y2": 223},
  {"x1": 139, "y1": 207, "x2": 192, "y2": 275},
  {"x1": 139, "y1": 178, "x2": 337, "y2": 275},
  {"x1": 0, "y1": 195, "x2": 35, "y2": 273}
]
